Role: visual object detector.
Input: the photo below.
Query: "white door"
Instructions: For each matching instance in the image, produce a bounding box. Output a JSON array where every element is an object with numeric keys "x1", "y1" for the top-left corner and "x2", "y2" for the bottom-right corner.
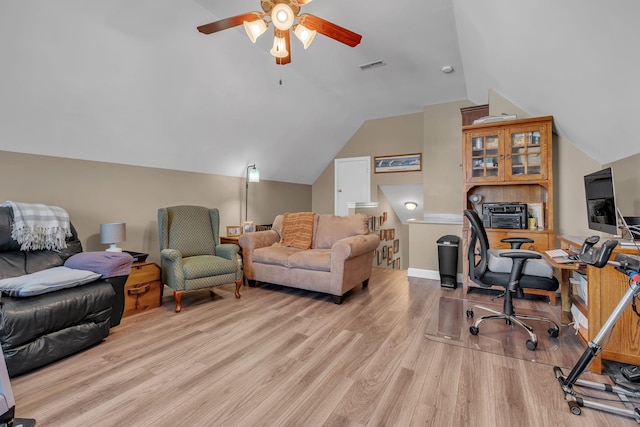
[{"x1": 335, "y1": 156, "x2": 371, "y2": 216}]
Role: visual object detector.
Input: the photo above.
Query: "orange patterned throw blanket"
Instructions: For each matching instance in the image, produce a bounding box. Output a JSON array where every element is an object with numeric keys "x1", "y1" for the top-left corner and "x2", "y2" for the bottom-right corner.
[{"x1": 279, "y1": 212, "x2": 316, "y2": 250}]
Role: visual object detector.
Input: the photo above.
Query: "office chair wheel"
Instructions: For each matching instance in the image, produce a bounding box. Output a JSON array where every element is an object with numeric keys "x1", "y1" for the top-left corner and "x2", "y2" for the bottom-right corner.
[
  {"x1": 568, "y1": 400, "x2": 581, "y2": 415},
  {"x1": 466, "y1": 309, "x2": 474, "y2": 318},
  {"x1": 470, "y1": 326, "x2": 479, "y2": 335},
  {"x1": 548, "y1": 327, "x2": 560, "y2": 338},
  {"x1": 526, "y1": 340, "x2": 537, "y2": 351}
]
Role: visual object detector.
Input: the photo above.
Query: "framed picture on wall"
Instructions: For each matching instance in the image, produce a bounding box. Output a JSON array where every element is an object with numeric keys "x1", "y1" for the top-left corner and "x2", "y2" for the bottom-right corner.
[
  {"x1": 374, "y1": 153, "x2": 422, "y2": 173},
  {"x1": 387, "y1": 246, "x2": 393, "y2": 265},
  {"x1": 393, "y1": 258, "x2": 401, "y2": 269},
  {"x1": 377, "y1": 249, "x2": 382, "y2": 265},
  {"x1": 393, "y1": 239, "x2": 399, "y2": 253}
]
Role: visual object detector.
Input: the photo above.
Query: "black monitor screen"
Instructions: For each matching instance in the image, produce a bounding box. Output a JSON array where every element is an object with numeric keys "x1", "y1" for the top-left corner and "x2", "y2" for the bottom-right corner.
[{"x1": 584, "y1": 167, "x2": 618, "y2": 235}]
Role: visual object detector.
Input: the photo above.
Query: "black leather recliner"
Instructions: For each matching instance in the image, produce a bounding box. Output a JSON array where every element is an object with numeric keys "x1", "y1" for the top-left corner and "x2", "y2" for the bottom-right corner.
[{"x1": 0, "y1": 206, "x2": 129, "y2": 377}]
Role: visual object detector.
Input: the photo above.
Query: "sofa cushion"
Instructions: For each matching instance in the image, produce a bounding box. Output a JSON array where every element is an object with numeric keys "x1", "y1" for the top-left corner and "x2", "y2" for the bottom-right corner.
[
  {"x1": 182, "y1": 255, "x2": 237, "y2": 279},
  {"x1": 280, "y1": 212, "x2": 316, "y2": 250},
  {"x1": 288, "y1": 249, "x2": 332, "y2": 272},
  {"x1": 314, "y1": 214, "x2": 370, "y2": 249},
  {"x1": 253, "y1": 246, "x2": 302, "y2": 268}
]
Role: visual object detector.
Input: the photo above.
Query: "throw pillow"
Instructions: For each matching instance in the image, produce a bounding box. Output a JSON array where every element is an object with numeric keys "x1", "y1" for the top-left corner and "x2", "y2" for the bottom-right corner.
[{"x1": 279, "y1": 212, "x2": 316, "y2": 250}]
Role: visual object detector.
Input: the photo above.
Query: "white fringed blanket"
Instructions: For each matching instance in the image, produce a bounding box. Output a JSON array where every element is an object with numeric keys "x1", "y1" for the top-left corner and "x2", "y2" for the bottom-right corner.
[{"x1": 1, "y1": 201, "x2": 71, "y2": 251}]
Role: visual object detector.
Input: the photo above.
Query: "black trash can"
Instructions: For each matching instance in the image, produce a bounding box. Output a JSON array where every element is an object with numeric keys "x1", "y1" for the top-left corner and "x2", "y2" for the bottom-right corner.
[{"x1": 437, "y1": 235, "x2": 460, "y2": 289}]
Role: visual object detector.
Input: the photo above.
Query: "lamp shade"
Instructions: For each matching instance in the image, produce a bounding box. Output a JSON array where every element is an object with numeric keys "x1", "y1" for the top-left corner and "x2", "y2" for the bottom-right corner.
[
  {"x1": 270, "y1": 36, "x2": 289, "y2": 58},
  {"x1": 248, "y1": 167, "x2": 260, "y2": 182},
  {"x1": 294, "y1": 24, "x2": 316, "y2": 49},
  {"x1": 100, "y1": 222, "x2": 126, "y2": 252},
  {"x1": 243, "y1": 18, "x2": 268, "y2": 43}
]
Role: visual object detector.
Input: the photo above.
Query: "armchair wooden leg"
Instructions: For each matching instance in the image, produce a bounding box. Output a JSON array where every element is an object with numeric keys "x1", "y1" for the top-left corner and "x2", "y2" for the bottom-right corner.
[
  {"x1": 173, "y1": 290, "x2": 183, "y2": 313},
  {"x1": 362, "y1": 278, "x2": 369, "y2": 288},
  {"x1": 235, "y1": 279, "x2": 242, "y2": 299},
  {"x1": 333, "y1": 295, "x2": 343, "y2": 304}
]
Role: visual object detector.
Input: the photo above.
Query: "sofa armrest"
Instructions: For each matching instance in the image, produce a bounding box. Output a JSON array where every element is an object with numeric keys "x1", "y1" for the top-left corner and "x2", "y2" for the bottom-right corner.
[
  {"x1": 238, "y1": 230, "x2": 279, "y2": 251},
  {"x1": 215, "y1": 243, "x2": 240, "y2": 261},
  {"x1": 160, "y1": 248, "x2": 184, "y2": 290},
  {"x1": 331, "y1": 234, "x2": 380, "y2": 261},
  {"x1": 238, "y1": 230, "x2": 280, "y2": 280}
]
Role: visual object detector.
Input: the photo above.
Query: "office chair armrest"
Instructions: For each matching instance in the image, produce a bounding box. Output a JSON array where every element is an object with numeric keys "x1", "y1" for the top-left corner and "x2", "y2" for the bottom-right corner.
[
  {"x1": 499, "y1": 251, "x2": 541, "y2": 291},
  {"x1": 501, "y1": 237, "x2": 534, "y2": 249},
  {"x1": 499, "y1": 251, "x2": 541, "y2": 260}
]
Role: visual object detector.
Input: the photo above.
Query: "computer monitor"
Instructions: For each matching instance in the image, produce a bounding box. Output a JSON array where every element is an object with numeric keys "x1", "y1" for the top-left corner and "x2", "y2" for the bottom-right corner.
[{"x1": 583, "y1": 167, "x2": 619, "y2": 236}]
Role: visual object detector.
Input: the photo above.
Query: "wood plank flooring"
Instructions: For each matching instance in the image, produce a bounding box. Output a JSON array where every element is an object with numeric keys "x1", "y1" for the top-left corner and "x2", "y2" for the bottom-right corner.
[{"x1": 10, "y1": 268, "x2": 637, "y2": 426}]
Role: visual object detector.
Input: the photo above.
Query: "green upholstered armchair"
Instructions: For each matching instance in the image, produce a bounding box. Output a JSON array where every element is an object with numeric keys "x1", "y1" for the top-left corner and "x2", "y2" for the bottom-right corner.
[{"x1": 158, "y1": 205, "x2": 242, "y2": 312}]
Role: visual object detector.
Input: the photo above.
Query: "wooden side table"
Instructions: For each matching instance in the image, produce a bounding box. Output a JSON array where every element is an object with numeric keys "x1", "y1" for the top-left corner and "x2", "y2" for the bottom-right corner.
[
  {"x1": 220, "y1": 235, "x2": 245, "y2": 285},
  {"x1": 220, "y1": 235, "x2": 240, "y2": 245},
  {"x1": 123, "y1": 261, "x2": 162, "y2": 317}
]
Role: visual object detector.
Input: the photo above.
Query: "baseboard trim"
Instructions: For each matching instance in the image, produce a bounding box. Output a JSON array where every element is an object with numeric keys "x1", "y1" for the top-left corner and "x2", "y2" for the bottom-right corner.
[{"x1": 407, "y1": 268, "x2": 463, "y2": 283}]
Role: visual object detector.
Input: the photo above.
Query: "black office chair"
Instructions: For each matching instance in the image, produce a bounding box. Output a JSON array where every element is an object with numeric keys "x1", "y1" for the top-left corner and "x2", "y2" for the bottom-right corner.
[{"x1": 464, "y1": 209, "x2": 560, "y2": 350}]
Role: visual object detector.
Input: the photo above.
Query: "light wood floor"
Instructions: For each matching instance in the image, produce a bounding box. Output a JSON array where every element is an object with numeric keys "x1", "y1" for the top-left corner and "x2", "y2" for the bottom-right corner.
[{"x1": 11, "y1": 268, "x2": 638, "y2": 426}]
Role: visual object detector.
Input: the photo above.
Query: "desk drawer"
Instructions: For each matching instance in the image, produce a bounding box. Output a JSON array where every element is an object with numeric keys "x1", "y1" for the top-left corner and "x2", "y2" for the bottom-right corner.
[{"x1": 487, "y1": 230, "x2": 551, "y2": 252}]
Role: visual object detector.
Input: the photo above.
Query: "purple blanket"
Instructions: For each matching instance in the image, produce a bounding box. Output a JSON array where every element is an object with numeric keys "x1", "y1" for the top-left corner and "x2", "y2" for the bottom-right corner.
[{"x1": 64, "y1": 251, "x2": 133, "y2": 278}]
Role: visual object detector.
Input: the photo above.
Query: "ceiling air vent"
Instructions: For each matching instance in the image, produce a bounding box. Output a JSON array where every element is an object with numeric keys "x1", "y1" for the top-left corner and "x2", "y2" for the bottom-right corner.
[{"x1": 359, "y1": 60, "x2": 386, "y2": 71}]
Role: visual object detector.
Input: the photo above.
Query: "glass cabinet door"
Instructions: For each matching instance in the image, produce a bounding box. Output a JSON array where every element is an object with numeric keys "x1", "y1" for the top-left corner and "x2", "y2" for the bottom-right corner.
[
  {"x1": 506, "y1": 125, "x2": 547, "y2": 180},
  {"x1": 466, "y1": 129, "x2": 503, "y2": 182}
]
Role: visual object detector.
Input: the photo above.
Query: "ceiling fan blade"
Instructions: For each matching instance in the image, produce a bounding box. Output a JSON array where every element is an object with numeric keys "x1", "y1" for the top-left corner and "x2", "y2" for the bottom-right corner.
[
  {"x1": 197, "y1": 12, "x2": 261, "y2": 34},
  {"x1": 276, "y1": 29, "x2": 291, "y2": 65},
  {"x1": 298, "y1": 13, "x2": 362, "y2": 47}
]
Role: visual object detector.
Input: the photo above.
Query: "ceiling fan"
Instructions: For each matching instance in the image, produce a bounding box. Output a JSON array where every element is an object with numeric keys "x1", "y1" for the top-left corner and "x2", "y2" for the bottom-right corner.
[{"x1": 197, "y1": 0, "x2": 362, "y2": 65}]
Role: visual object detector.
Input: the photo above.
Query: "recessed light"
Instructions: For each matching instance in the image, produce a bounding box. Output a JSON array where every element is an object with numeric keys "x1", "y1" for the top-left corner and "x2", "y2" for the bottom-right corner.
[{"x1": 441, "y1": 65, "x2": 454, "y2": 74}]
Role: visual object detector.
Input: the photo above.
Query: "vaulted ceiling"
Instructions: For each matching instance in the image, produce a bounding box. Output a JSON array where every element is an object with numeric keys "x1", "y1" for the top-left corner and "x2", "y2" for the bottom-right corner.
[{"x1": 1, "y1": 1, "x2": 638, "y2": 184}]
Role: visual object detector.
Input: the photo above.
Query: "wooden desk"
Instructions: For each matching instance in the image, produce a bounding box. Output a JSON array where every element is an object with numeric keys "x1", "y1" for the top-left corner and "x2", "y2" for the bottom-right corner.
[
  {"x1": 556, "y1": 235, "x2": 640, "y2": 373},
  {"x1": 542, "y1": 251, "x2": 580, "y2": 325},
  {"x1": 220, "y1": 235, "x2": 240, "y2": 245}
]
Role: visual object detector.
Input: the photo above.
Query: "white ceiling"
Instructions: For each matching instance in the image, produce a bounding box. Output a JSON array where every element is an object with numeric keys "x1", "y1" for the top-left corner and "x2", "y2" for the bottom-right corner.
[{"x1": 1, "y1": 1, "x2": 639, "y2": 185}]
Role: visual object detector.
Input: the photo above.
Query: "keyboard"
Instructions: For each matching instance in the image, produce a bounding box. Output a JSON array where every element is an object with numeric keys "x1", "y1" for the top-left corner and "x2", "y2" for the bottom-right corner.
[{"x1": 545, "y1": 248, "x2": 569, "y2": 258}]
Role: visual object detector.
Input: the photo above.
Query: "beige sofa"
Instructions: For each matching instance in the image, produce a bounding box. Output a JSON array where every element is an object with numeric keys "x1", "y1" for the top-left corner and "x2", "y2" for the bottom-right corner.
[{"x1": 238, "y1": 213, "x2": 380, "y2": 303}]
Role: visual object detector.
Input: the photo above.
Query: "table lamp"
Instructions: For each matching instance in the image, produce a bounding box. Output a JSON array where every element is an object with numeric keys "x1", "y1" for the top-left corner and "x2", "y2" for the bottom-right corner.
[{"x1": 100, "y1": 222, "x2": 126, "y2": 252}]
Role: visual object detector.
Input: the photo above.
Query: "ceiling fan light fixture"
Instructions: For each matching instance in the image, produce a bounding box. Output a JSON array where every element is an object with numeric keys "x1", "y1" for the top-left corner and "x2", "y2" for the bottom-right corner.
[
  {"x1": 243, "y1": 18, "x2": 268, "y2": 43},
  {"x1": 271, "y1": 3, "x2": 294, "y2": 31},
  {"x1": 270, "y1": 35, "x2": 289, "y2": 58},
  {"x1": 293, "y1": 24, "x2": 316, "y2": 49}
]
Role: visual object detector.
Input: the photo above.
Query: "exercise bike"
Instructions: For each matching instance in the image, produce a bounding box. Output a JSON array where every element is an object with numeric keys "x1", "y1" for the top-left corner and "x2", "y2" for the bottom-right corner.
[{"x1": 553, "y1": 236, "x2": 640, "y2": 422}]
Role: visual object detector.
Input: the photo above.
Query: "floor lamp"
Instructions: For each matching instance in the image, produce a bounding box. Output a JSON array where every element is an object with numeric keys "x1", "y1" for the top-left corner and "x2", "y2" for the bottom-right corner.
[{"x1": 245, "y1": 164, "x2": 260, "y2": 221}]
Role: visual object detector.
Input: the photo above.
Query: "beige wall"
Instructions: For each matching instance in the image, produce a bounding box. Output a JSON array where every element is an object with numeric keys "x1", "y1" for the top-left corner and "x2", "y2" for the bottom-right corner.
[
  {"x1": 312, "y1": 113, "x2": 424, "y2": 214},
  {"x1": 313, "y1": 102, "x2": 471, "y2": 272},
  {"x1": 314, "y1": 91, "x2": 640, "y2": 275},
  {"x1": 411, "y1": 100, "x2": 471, "y2": 271},
  {"x1": 0, "y1": 150, "x2": 311, "y2": 264}
]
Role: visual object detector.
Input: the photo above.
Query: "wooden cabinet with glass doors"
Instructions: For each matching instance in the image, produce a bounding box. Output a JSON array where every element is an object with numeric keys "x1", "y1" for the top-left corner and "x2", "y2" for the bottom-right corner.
[{"x1": 462, "y1": 116, "x2": 556, "y2": 298}]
